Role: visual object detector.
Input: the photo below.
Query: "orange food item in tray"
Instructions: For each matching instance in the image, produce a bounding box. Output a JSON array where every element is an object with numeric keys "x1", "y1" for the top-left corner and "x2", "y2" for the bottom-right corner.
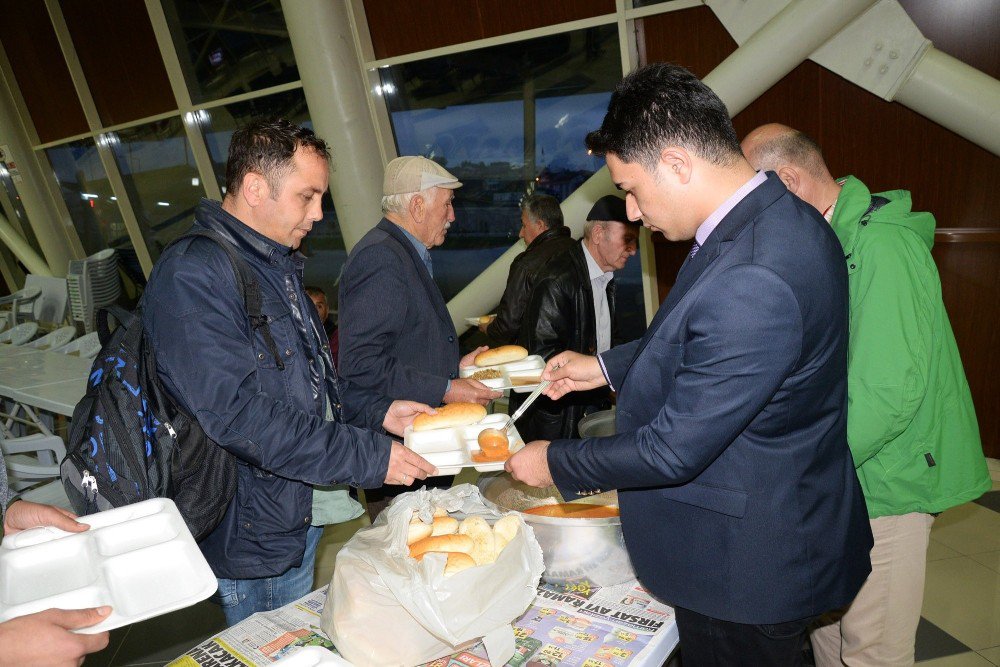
[
  {"x1": 523, "y1": 503, "x2": 620, "y2": 518},
  {"x1": 471, "y1": 450, "x2": 509, "y2": 463}
]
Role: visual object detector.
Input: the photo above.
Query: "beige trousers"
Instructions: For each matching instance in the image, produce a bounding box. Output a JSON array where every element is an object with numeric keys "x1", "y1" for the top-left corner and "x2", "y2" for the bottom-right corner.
[{"x1": 811, "y1": 512, "x2": 935, "y2": 667}]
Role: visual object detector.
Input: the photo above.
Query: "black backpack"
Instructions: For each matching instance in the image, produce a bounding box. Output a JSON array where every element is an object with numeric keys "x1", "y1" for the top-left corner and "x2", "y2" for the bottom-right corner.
[{"x1": 61, "y1": 228, "x2": 286, "y2": 540}]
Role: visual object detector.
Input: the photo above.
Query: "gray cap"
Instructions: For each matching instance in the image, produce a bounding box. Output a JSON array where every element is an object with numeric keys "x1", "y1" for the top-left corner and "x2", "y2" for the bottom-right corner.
[{"x1": 383, "y1": 156, "x2": 462, "y2": 195}]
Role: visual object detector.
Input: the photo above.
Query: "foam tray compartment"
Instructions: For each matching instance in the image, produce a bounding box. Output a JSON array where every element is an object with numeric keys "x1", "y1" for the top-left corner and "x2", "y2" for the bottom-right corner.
[
  {"x1": 0, "y1": 498, "x2": 217, "y2": 633},
  {"x1": 404, "y1": 413, "x2": 525, "y2": 475},
  {"x1": 461, "y1": 354, "x2": 546, "y2": 393}
]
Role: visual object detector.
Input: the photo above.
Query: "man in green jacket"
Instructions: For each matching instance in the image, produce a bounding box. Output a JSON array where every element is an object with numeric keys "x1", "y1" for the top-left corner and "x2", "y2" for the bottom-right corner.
[{"x1": 742, "y1": 123, "x2": 991, "y2": 667}]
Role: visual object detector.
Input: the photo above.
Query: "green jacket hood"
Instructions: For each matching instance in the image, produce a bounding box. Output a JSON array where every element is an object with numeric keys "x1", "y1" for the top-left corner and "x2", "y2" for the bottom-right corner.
[{"x1": 832, "y1": 176, "x2": 936, "y2": 251}]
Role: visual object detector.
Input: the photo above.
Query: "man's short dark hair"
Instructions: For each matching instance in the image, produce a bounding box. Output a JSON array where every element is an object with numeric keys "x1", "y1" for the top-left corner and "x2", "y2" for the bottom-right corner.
[
  {"x1": 520, "y1": 193, "x2": 564, "y2": 229},
  {"x1": 225, "y1": 118, "x2": 331, "y2": 198},
  {"x1": 586, "y1": 63, "x2": 741, "y2": 169},
  {"x1": 304, "y1": 285, "x2": 326, "y2": 299}
]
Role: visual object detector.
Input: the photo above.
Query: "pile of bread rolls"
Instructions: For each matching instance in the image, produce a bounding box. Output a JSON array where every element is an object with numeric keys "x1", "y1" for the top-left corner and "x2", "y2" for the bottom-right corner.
[{"x1": 407, "y1": 508, "x2": 520, "y2": 576}]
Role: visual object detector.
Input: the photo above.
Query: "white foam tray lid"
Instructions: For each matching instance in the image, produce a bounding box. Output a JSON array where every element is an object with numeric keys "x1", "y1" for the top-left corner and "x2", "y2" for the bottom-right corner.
[
  {"x1": 275, "y1": 646, "x2": 353, "y2": 666},
  {"x1": 0, "y1": 498, "x2": 217, "y2": 634},
  {"x1": 404, "y1": 412, "x2": 525, "y2": 476},
  {"x1": 460, "y1": 354, "x2": 546, "y2": 393}
]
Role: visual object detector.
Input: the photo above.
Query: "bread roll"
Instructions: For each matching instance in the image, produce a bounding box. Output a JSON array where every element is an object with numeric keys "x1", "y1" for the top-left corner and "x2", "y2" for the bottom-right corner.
[
  {"x1": 459, "y1": 516, "x2": 496, "y2": 566},
  {"x1": 492, "y1": 514, "x2": 520, "y2": 558},
  {"x1": 478, "y1": 315, "x2": 493, "y2": 325},
  {"x1": 432, "y1": 506, "x2": 449, "y2": 518},
  {"x1": 474, "y1": 345, "x2": 529, "y2": 367},
  {"x1": 431, "y1": 515, "x2": 459, "y2": 536},
  {"x1": 407, "y1": 519, "x2": 433, "y2": 545},
  {"x1": 445, "y1": 552, "x2": 477, "y2": 576},
  {"x1": 409, "y1": 534, "x2": 474, "y2": 559},
  {"x1": 412, "y1": 403, "x2": 487, "y2": 431}
]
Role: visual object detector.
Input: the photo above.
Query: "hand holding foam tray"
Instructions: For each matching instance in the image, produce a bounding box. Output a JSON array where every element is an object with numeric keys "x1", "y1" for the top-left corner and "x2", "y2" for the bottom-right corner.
[{"x1": 0, "y1": 498, "x2": 217, "y2": 633}]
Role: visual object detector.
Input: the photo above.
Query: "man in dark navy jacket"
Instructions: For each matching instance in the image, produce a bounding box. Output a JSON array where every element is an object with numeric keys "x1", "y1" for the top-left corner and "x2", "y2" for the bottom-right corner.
[
  {"x1": 338, "y1": 156, "x2": 501, "y2": 408},
  {"x1": 507, "y1": 64, "x2": 873, "y2": 665},
  {"x1": 144, "y1": 119, "x2": 436, "y2": 625}
]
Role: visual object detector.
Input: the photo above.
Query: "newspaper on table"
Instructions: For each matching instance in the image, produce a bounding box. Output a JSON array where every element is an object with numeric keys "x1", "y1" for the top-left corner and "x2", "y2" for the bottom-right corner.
[
  {"x1": 167, "y1": 588, "x2": 333, "y2": 667},
  {"x1": 168, "y1": 581, "x2": 677, "y2": 667}
]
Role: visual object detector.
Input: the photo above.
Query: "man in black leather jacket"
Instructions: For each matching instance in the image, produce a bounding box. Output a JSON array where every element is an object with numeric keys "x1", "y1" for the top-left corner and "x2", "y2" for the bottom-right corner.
[
  {"x1": 482, "y1": 194, "x2": 576, "y2": 344},
  {"x1": 512, "y1": 195, "x2": 639, "y2": 440}
]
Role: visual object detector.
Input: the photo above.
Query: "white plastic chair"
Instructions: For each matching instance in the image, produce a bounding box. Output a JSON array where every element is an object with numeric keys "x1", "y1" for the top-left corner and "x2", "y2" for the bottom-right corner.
[
  {"x1": 23, "y1": 275, "x2": 70, "y2": 327},
  {"x1": 19, "y1": 479, "x2": 73, "y2": 512},
  {"x1": 0, "y1": 286, "x2": 41, "y2": 326},
  {"x1": 53, "y1": 331, "x2": 101, "y2": 359},
  {"x1": 1, "y1": 432, "x2": 65, "y2": 491},
  {"x1": 25, "y1": 326, "x2": 77, "y2": 352},
  {"x1": 0, "y1": 322, "x2": 39, "y2": 346}
]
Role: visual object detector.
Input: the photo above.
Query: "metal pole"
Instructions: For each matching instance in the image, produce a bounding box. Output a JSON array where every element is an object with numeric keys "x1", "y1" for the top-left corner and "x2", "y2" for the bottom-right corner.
[
  {"x1": 894, "y1": 48, "x2": 1000, "y2": 158},
  {"x1": 281, "y1": 0, "x2": 385, "y2": 250},
  {"x1": 0, "y1": 210, "x2": 52, "y2": 276},
  {"x1": 704, "y1": 0, "x2": 880, "y2": 116}
]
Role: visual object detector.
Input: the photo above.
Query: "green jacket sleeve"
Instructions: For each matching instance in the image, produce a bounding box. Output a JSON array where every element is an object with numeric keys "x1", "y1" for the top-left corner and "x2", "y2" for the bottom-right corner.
[{"x1": 846, "y1": 228, "x2": 934, "y2": 465}]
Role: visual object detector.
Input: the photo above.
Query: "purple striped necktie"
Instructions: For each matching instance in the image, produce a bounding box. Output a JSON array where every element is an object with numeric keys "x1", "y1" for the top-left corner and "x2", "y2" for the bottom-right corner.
[{"x1": 689, "y1": 241, "x2": 701, "y2": 259}]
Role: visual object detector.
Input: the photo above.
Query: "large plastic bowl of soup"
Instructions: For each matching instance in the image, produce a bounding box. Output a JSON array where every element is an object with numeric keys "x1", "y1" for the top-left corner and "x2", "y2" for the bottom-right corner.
[{"x1": 478, "y1": 474, "x2": 635, "y2": 587}]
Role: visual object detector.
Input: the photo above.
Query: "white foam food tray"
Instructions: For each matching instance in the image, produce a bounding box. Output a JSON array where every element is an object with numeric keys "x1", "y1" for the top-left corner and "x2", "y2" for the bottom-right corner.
[
  {"x1": 404, "y1": 413, "x2": 525, "y2": 476},
  {"x1": 0, "y1": 498, "x2": 217, "y2": 634},
  {"x1": 460, "y1": 354, "x2": 546, "y2": 393}
]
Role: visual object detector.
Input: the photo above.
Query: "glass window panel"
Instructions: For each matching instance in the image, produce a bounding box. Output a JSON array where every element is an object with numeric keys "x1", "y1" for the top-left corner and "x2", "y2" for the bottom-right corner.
[
  {"x1": 161, "y1": 0, "x2": 299, "y2": 104},
  {"x1": 106, "y1": 117, "x2": 205, "y2": 261},
  {"x1": 0, "y1": 162, "x2": 43, "y2": 260},
  {"x1": 45, "y1": 139, "x2": 132, "y2": 258},
  {"x1": 195, "y1": 88, "x2": 346, "y2": 312},
  {"x1": 378, "y1": 26, "x2": 645, "y2": 341}
]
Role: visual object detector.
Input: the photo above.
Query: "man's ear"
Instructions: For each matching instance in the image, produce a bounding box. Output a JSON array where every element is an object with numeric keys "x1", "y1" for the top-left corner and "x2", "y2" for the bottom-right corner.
[
  {"x1": 776, "y1": 166, "x2": 799, "y2": 194},
  {"x1": 408, "y1": 193, "x2": 425, "y2": 222},
  {"x1": 242, "y1": 172, "x2": 270, "y2": 207},
  {"x1": 660, "y1": 147, "x2": 692, "y2": 184}
]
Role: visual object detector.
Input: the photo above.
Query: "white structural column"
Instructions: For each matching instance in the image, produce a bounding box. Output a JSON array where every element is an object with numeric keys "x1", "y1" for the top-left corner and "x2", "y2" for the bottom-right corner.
[
  {"x1": 0, "y1": 63, "x2": 65, "y2": 277},
  {"x1": 281, "y1": 0, "x2": 385, "y2": 250},
  {"x1": 704, "y1": 0, "x2": 880, "y2": 116},
  {"x1": 894, "y1": 48, "x2": 1000, "y2": 158},
  {"x1": 0, "y1": 210, "x2": 51, "y2": 276}
]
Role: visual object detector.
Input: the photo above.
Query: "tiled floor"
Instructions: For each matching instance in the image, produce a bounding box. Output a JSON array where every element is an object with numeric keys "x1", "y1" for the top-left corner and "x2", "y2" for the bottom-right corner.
[{"x1": 85, "y1": 460, "x2": 1000, "y2": 666}]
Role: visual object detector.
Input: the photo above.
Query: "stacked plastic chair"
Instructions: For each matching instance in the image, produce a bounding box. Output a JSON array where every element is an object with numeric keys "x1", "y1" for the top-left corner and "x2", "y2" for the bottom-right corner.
[{"x1": 67, "y1": 248, "x2": 121, "y2": 333}]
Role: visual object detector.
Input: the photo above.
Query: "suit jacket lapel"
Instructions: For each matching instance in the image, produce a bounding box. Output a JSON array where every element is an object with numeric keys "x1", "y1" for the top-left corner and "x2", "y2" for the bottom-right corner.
[
  {"x1": 377, "y1": 219, "x2": 453, "y2": 328},
  {"x1": 624, "y1": 173, "x2": 788, "y2": 371}
]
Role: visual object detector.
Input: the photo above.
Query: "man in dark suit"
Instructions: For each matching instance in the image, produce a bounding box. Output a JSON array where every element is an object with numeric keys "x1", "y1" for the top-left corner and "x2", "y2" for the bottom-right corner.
[
  {"x1": 506, "y1": 63, "x2": 873, "y2": 665},
  {"x1": 339, "y1": 156, "x2": 500, "y2": 409}
]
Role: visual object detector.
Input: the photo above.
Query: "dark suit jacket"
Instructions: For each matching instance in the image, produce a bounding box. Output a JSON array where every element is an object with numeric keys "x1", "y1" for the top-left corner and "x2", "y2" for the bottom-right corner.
[
  {"x1": 338, "y1": 218, "x2": 459, "y2": 406},
  {"x1": 547, "y1": 174, "x2": 873, "y2": 624}
]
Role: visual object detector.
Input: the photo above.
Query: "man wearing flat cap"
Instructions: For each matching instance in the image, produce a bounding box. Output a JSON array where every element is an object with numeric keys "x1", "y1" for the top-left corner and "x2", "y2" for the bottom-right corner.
[
  {"x1": 511, "y1": 194, "x2": 639, "y2": 441},
  {"x1": 339, "y1": 156, "x2": 501, "y2": 412}
]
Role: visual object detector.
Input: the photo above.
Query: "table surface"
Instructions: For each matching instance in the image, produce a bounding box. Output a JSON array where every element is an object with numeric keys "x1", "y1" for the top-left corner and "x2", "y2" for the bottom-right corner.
[{"x1": 0, "y1": 344, "x2": 91, "y2": 416}]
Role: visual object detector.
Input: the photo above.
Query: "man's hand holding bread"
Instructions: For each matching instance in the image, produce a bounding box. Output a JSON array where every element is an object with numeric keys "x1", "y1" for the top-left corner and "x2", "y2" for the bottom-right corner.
[{"x1": 443, "y1": 346, "x2": 502, "y2": 406}]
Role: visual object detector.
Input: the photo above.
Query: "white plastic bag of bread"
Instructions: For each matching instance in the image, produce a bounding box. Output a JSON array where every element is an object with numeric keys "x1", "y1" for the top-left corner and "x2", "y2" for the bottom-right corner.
[
  {"x1": 458, "y1": 345, "x2": 547, "y2": 394},
  {"x1": 321, "y1": 484, "x2": 544, "y2": 667}
]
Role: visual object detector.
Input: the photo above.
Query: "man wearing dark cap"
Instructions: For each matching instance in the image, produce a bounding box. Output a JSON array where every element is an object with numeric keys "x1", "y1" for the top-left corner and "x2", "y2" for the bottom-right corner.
[
  {"x1": 481, "y1": 193, "x2": 576, "y2": 344},
  {"x1": 511, "y1": 194, "x2": 639, "y2": 441}
]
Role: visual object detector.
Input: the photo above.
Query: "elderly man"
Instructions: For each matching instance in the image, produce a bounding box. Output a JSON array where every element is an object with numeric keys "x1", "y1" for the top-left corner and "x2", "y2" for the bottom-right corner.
[
  {"x1": 339, "y1": 156, "x2": 500, "y2": 408},
  {"x1": 742, "y1": 123, "x2": 990, "y2": 667},
  {"x1": 481, "y1": 193, "x2": 575, "y2": 344},
  {"x1": 511, "y1": 195, "x2": 638, "y2": 441},
  {"x1": 144, "y1": 119, "x2": 436, "y2": 624},
  {"x1": 507, "y1": 64, "x2": 873, "y2": 665}
]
